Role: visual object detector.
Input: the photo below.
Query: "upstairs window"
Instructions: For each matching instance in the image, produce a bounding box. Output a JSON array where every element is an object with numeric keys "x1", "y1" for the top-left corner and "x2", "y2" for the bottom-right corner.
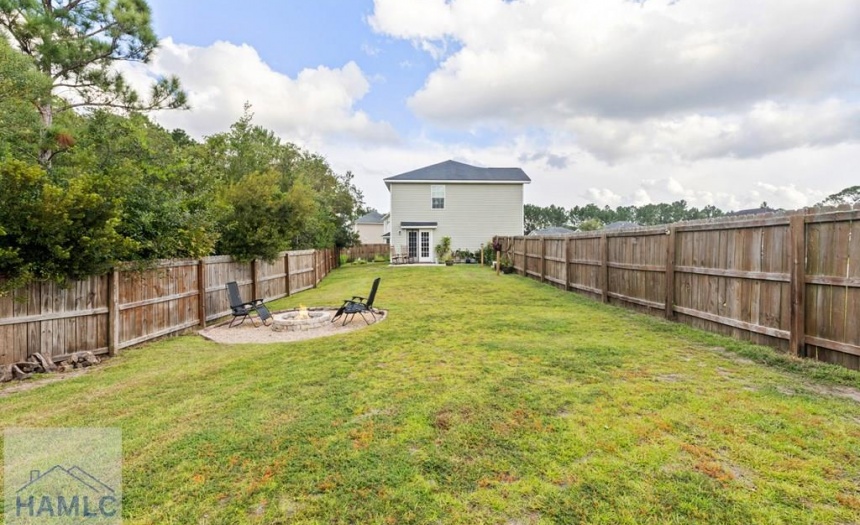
[{"x1": 431, "y1": 185, "x2": 445, "y2": 209}]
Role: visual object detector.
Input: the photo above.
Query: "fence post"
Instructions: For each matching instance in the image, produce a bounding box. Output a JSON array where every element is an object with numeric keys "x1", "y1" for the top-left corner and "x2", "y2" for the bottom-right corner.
[
  {"x1": 251, "y1": 259, "x2": 258, "y2": 301},
  {"x1": 107, "y1": 269, "x2": 119, "y2": 356},
  {"x1": 520, "y1": 238, "x2": 525, "y2": 276},
  {"x1": 540, "y1": 237, "x2": 546, "y2": 283},
  {"x1": 665, "y1": 227, "x2": 676, "y2": 320},
  {"x1": 601, "y1": 233, "x2": 609, "y2": 303},
  {"x1": 285, "y1": 252, "x2": 291, "y2": 297},
  {"x1": 789, "y1": 214, "x2": 807, "y2": 357},
  {"x1": 313, "y1": 250, "x2": 319, "y2": 288},
  {"x1": 197, "y1": 259, "x2": 207, "y2": 328},
  {"x1": 564, "y1": 237, "x2": 571, "y2": 291}
]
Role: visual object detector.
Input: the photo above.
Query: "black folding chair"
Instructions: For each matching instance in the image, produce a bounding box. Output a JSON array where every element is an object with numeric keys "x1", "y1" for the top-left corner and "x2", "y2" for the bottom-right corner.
[
  {"x1": 331, "y1": 277, "x2": 381, "y2": 325},
  {"x1": 227, "y1": 281, "x2": 272, "y2": 327}
]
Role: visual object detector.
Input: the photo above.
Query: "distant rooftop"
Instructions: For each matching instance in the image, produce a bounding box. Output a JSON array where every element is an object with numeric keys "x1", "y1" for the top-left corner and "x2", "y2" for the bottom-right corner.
[
  {"x1": 603, "y1": 221, "x2": 641, "y2": 230},
  {"x1": 384, "y1": 160, "x2": 531, "y2": 188},
  {"x1": 529, "y1": 226, "x2": 576, "y2": 236},
  {"x1": 356, "y1": 210, "x2": 385, "y2": 224}
]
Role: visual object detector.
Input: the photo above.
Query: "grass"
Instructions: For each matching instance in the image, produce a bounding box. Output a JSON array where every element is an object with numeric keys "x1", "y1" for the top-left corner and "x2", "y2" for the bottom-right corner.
[{"x1": 1, "y1": 264, "x2": 860, "y2": 524}]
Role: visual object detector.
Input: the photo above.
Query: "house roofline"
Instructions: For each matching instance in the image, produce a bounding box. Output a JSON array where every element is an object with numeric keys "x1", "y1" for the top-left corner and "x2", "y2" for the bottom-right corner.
[{"x1": 385, "y1": 180, "x2": 530, "y2": 190}]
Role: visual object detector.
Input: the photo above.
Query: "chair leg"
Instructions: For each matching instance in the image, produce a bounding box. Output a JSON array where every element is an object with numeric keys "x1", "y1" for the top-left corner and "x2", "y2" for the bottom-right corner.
[
  {"x1": 331, "y1": 306, "x2": 345, "y2": 323},
  {"x1": 229, "y1": 315, "x2": 247, "y2": 328}
]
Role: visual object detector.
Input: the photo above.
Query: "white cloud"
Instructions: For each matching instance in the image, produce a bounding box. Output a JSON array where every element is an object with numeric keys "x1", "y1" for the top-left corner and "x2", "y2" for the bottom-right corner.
[
  {"x1": 565, "y1": 100, "x2": 860, "y2": 162},
  {"x1": 585, "y1": 188, "x2": 623, "y2": 207},
  {"x1": 370, "y1": 0, "x2": 860, "y2": 161},
  {"x1": 119, "y1": 38, "x2": 396, "y2": 145}
]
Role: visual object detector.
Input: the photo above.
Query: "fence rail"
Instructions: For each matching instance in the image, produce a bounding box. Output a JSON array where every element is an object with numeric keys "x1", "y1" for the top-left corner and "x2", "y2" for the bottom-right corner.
[
  {"x1": 0, "y1": 248, "x2": 338, "y2": 365},
  {"x1": 497, "y1": 206, "x2": 860, "y2": 370}
]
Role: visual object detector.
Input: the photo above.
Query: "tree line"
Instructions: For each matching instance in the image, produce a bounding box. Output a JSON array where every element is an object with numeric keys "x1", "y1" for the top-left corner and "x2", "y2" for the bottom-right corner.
[
  {"x1": 525, "y1": 187, "x2": 860, "y2": 235},
  {"x1": 0, "y1": 1, "x2": 363, "y2": 292},
  {"x1": 524, "y1": 201, "x2": 724, "y2": 234}
]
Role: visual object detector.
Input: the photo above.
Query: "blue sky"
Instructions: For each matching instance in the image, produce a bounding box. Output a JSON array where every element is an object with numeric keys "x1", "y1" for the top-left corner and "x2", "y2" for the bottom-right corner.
[
  {"x1": 149, "y1": 0, "x2": 429, "y2": 135},
  {"x1": 136, "y1": 0, "x2": 860, "y2": 213}
]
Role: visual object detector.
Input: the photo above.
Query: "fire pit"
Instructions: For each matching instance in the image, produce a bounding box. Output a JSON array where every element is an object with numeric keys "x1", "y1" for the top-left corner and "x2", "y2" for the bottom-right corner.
[{"x1": 271, "y1": 306, "x2": 331, "y2": 332}]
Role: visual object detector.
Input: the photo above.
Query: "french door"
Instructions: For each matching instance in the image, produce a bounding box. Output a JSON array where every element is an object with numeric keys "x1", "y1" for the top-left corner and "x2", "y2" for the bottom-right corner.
[{"x1": 407, "y1": 230, "x2": 434, "y2": 262}]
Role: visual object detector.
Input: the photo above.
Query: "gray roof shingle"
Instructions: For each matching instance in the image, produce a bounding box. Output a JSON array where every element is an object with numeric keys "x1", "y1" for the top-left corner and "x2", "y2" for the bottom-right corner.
[
  {"x1": 384, "y1": 160, "x2": 531, "y2": 185},
  {"x1": 529, "y1": 226, "x2": 576, "y2": 236},
  {"x1": 356, "y1": 211, "x2": 385, "y2": 224}
]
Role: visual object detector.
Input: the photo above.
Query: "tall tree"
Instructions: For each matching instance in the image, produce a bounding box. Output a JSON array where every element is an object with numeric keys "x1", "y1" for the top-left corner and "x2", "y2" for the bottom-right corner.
[
  {"x1": 818, "y1": 186, "x2": 860, "y2": 207},
  {"x1": 0, "y1": 0, "x2": 187, "y2": 164},
  {"x1": 0, "y1": 37, "x2": 50, "y2": 161}
]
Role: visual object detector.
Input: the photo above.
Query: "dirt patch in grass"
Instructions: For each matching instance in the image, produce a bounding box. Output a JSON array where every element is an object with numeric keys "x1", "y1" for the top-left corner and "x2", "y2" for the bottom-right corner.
[
  {"x1": 0, "y1": 363, "x2": 104, "y2": 397},
  {"x1": 199, "y1": 307, "x2": 386, "y2": 345},
  {"x1": 808, "y1": 384, "x2": 860, "y2": 404}
]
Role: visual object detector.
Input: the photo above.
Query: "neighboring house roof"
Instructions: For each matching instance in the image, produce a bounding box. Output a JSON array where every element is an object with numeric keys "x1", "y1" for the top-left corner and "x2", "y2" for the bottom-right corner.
[
  {"x1": 529, "y1": 226, "x2": 576, "y2": 236},
  {"x1": 356, "y1": 211, "x2": 386, "y2": 224},
  {"x1": 603, "y1": 221, "x2": 641, "y2": 230},
  {"x1": 725, "y1": 207, "x2": 775, "y2": 217},
  {"x1": 384, "y1": 160, "x2": 531, "y2": 188}
]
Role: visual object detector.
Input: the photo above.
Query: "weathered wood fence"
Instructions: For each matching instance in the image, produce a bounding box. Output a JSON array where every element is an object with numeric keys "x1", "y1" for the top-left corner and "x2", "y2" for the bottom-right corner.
[
  {"x1": 0, "y1": 248, "x2": 338, "y2": 366},
  {"x1": 497, "y1": 207, "x2": 860, "y2": 370},
  {"x1": 341, "y1": 243, "x2": 389, "y2": 261}
]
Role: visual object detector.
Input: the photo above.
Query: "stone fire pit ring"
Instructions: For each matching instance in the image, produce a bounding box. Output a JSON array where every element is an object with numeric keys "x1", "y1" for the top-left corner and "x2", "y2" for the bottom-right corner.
[
  {"x1": 271, "y1": 308, "x2": 331, "y2": 332},
  {"x1": 198, "y1": 306, "x2": 386, "y2": 345}
]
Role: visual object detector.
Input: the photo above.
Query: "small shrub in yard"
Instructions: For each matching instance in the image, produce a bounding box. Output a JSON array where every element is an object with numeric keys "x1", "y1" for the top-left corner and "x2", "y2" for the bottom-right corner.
[{"x1": 338, "y1": 254, "x2": 349, "y2": 265}]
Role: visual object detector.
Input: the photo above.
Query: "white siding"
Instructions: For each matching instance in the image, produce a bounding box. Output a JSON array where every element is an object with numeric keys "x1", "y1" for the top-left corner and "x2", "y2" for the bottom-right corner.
[
  {"x1": 389, "y1": 182, "x2": 524, "y2": 255},
  {"x1": 356, "y1": 223, "x2": 385, "y2": 244}
]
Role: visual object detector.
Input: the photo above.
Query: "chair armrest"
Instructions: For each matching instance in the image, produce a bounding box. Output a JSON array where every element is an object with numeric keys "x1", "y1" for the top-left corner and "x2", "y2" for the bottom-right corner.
[{"x1": 352, "y1": 295, "x2": 366, "y2": 301}]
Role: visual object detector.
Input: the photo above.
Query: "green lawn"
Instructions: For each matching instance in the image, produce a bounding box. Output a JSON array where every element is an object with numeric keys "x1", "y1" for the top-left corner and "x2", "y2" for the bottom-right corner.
[{"x1": 2, "y1": 265, "x2": 860, "y2": 524}]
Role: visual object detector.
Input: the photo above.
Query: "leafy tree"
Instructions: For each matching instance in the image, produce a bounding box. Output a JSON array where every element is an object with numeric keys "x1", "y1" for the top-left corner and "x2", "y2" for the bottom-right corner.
[
  {"x1": 818, "y1": 186, "x2": 860, "y2": 207},
  {"x1": 0, "y1": 0, "x2": 187, "y2": 164},
  {"x1": 203, "y1": 107, "x2": 364, "y2": 255},
  {"x1": 0, "y1": 37, "x2": 50, "y2": 161},
  {"x1": 0, "y1": 158, "x2": 132, "y2": 291},
  {"x1": 52, "y1": 110, "x2": 222, "y2": 260},
  {"x1": 578, "y1": 218, "x2": 604, "y2": 231},
  {"x1": 216, "y1": 170, "x2": 295, "y2": 261}
]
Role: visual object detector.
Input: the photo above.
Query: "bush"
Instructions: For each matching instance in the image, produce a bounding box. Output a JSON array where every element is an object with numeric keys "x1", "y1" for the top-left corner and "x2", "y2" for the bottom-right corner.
[
  {"x1": 339, "y1": 254, "x2": 349, "y2": 265},
  {"x1": 0, "y1": 159, "x2": 133, "y2": 291},
  {"x1": 435, "y1": 236, "x2": 452, "y2": 262},
  {"x1": 481, "y1": 242, "x2": 495, "y2": 267},
  {"x1": 373, "y1": 253, "x2": 389, "y2": 263}
]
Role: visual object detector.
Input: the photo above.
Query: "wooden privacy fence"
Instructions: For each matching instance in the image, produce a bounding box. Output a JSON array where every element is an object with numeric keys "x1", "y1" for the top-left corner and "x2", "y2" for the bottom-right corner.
[
  {"x1": 497, "y1": 206, "x2": 860, "y2": 370},
  {"x1": 342, "y1": 243, "x2": 389, "y2": 261},
  {"x1": 0, "y1": 248, "x2": 338, "y2": 366}
]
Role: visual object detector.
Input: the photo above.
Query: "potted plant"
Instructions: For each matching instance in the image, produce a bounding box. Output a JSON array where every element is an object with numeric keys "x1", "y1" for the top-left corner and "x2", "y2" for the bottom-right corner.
[
  {"x1": 435, "y1": 236, "x2": 452, "y2": 264},
  {"x1": 500, "y1": 255, "x2": 515, "y2": 274}
]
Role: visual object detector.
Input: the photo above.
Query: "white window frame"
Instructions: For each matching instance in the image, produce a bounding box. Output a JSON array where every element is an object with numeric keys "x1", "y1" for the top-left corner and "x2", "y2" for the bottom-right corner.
[{"x1": 431, "y1": 185, "x2": 445, "y2": 210}]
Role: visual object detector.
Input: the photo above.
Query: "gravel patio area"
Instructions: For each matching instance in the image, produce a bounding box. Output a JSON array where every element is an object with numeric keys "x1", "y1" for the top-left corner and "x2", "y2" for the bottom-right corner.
[{"x1": 198, "y1": 307, "x2": 386, "y2": 345}]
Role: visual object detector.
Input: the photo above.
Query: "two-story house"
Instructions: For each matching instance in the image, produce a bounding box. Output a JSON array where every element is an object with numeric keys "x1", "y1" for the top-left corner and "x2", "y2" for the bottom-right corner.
[{"x1": 384, "y1": 160, "x2": 531, "y2": 262}]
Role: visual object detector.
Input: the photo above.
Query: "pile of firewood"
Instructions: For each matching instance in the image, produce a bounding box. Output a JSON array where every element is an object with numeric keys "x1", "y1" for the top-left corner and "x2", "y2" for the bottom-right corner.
[{"x1": 0, "y1": 351, "x2": 100, "y2": 383}]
